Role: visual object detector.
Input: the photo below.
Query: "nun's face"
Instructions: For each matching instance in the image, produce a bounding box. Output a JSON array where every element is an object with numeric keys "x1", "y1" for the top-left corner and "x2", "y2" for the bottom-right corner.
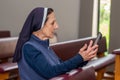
[{"x1": 42, "y1": 12, "x2": 58, "y2": 38}]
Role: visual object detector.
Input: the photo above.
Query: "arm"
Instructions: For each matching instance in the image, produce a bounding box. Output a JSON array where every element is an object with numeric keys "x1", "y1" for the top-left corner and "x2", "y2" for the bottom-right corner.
[{"x1": 23, "y1": 44, "x2": 84, "y2": 79}]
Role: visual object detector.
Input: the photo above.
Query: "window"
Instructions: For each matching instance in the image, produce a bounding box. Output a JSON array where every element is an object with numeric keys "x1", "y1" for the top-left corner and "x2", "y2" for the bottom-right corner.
[{"x1": 92, "y1": 0, "x2": 111, "y2": 54}]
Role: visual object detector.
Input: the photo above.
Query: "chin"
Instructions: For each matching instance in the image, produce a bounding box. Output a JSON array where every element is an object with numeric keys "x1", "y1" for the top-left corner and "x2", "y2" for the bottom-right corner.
[
  {"x1": 47, "y1": 35, "x2": 53, "y2": 39},
  {"x1": 50, "y1": 35, "x2": 54, "y2": 38},
  {"x1": 48, "y1": 33, "x2": 54, "y2": 39},
  {"x1": 50, "y1": 36, "x2": 54, "y2": 39}
]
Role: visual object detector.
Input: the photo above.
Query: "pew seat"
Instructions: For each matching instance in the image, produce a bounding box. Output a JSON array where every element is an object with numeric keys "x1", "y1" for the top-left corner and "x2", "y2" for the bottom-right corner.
[
  {"x1": 0, "y1": 62, "x2": 18, "y2": 73},
  {"x1": 0, "y1": 62, "x2": 18, "y2": 80}
]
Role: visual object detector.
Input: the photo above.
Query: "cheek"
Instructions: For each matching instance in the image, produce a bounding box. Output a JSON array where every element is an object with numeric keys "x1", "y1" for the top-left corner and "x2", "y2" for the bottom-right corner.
[
  {"x1": 48, "y1": 25, "x2": 54, "y2": 32},
  {"x1": 44, "y1": 24, "x2": 54, "y2": 37},
  {"x1": 46, "y1": 27, "x2": 52, "y2": 35},
  {"x1": 48, "y1": 28, "x2": 54, "y2": 37}
]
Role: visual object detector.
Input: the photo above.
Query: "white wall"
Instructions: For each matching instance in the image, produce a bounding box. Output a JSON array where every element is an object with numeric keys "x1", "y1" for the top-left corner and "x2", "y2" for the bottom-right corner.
[
  {"x1": 79, "y1": 0, "x2": 93, "y2": 38},
  {"x1": 109, "y1": 0, "x2": 120, "y2": 52},
  {"x1": 0, "y1": 0, "x2": 80, "y2": 42}
]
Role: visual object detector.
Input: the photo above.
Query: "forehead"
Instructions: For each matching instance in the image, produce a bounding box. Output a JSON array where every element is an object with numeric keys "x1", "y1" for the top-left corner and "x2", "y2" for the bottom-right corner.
[{"x1": 47, "y1": 12, "x2": 56, "y2": 20}]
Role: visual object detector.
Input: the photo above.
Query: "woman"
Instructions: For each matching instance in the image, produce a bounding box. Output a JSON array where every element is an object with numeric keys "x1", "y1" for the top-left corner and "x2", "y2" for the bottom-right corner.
[{"x1": 13, "y1": 7, "x2": 98, "y2": 80}]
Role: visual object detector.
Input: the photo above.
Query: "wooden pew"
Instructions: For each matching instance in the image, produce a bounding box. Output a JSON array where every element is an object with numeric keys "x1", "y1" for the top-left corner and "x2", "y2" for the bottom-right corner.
[
  {"x1": 0, "y1": 30, "x2": 11, "y2": 63},
  {"x1": 112, "y1": 48, "x2": 120, "y2": 80},
  {"x1": 51, "y1": 37, "x2": 115, "y2": 80},
  {"x1": 0, "y1": 37, "x2": 94, "y2": 80},
  {"x1": 0, "y1": 36, "x2": 115, "y2": 80},
  {"x1": 0, "y1": 37, "x2": 18, "y2": 80},
  {"x1": 0, "y1": 37, "x2": 18, "y2": 63}
]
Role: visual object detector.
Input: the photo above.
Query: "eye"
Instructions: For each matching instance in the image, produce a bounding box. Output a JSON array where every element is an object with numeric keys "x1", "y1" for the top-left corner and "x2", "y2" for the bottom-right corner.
[{"x1": 51, "y1": 21, "x2": 55, "y2": 25}]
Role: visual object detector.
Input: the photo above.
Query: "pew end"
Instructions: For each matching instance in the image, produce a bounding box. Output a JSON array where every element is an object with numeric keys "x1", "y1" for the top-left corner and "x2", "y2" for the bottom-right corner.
[{"x1": 112, "y1": 49, "x2": 120, "y2": 80}]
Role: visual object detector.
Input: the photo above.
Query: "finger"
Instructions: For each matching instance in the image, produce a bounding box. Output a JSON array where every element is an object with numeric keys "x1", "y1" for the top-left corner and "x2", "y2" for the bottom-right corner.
[
  {"x1": 85, "y1": 41, "x2": 93, "y2": 53},
  {"x1": 91, "y1": 45, "x2": 98, "y2": 50},
  {"x1": 89, "y1": 48, "x2": 98, "y2": 56},
  {"x1": 88, "y1": 40, "x2": 93, "y2": 48},
  {"x1": 87, "y1": 41, "x2": 98, "y2": 53},
  {"x1": 93, "y1": 48, "x2": 98, "y2": 53},
  {"x1": 89, "y1": 54, "x2": 96, "y2": 60},
  {"x1": 88, "y1": 52, "x2": 97, "y2": 60},
  {"x1": 80, "y1": 44, "x2": 87, "y2": 52}
]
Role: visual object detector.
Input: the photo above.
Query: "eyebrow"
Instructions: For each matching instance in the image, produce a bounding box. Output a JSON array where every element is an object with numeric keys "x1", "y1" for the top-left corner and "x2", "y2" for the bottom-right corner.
[{"x1": 52, "y1": 20, "x2": 56, "y2": 24}]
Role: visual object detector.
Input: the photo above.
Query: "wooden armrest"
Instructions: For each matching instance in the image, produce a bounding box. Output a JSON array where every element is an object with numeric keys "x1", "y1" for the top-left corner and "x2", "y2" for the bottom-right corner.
[
  {"x1": 83, "y1": 54, "x2": 115, "y2": 70},
  {"x1": 113, "y1": 48, "x2": 120, "y2": 55},
  {"x1": 69, "y1": 67, "x2": 95, "y2": 80},
  {"x1": 50, "y1": 68, "x2": 82, "y2": 80},
  {"x1": 50, "y1": 67, "x2": 95, "y2": 80},
  {"x1": 0, "y1": 62, "x2": 18, "y2": 73}
]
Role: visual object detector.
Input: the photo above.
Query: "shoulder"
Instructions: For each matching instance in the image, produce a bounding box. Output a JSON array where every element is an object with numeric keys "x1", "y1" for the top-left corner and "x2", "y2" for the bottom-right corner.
[
  {"x1": 22, "y1": 42, "x2": 42, "y2": 58},
  {"x1": 22, "y1": 41, "x2": 39, "y2": 53},
  {"x1": 23, "y1": 41, "x2": 34, "y2": 49},
  {"x1": 22, "y1": 40, "x2": 45, "y2": 55},
  {"x1": 23, "y1": 39, "x2": 41, "y2": 49}
]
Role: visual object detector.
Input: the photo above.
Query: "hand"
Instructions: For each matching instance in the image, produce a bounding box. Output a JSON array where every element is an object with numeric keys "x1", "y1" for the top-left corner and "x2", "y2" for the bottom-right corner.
[{"x1": 78, "y1": 40, "x2": 98, "y2": 61}]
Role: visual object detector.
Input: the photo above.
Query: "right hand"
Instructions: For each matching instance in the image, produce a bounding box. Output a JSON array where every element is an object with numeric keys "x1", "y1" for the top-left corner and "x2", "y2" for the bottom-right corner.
[{"x1": 78, "y1": 40, "x2": 98, "y2": 61}]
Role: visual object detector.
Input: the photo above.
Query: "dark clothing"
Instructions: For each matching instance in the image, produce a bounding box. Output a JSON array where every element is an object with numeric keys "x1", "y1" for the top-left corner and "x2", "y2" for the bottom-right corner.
[
  {"x1": 19, "y1": 34, "x2": 87, "y2": 79},
  {"x1": 13, "y1": 7, "x2": 45, "y2": 62},
  {"x1": 18, "y1": 50, "x2": 46, "y2": 80}
]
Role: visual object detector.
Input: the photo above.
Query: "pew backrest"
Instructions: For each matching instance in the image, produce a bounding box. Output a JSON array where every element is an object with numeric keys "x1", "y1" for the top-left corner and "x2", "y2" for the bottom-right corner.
[
  {"x1": 0, "y1": 37, "x2": 18, "y2": 60},
  {"x1": 0, "y1": 31, "x2": 11, "y2": 38},
  {"x1": 50, "y1": 37, "x2": 107, "y2": 61},
  {"x1": 0, "y1": 36, "x2": 106, "y2": 61}
]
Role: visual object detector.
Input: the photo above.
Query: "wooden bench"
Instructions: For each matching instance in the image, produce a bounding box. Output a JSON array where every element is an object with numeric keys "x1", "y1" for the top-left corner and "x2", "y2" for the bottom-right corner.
[
  {"x1": 0, "y1": 37, "x2": 18, "y2": 63},
  {"x1": 0, "y1": 37, "x2": 18, "y2": 80},
  {"x1": 0, "y1": 37, "x2": 95, "y2": 80},
  {"x1": 50, "y1": 37, "x2": 115, "y2": 80},
  {"x1": 0, "y1": 36, "x2": 116, "y2": 80}
]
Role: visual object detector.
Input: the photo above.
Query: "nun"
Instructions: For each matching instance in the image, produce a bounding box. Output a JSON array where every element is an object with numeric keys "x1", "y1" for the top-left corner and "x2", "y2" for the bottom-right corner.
[{"x1": 13, "y1": 7, "x2": 98, "y2": 80}]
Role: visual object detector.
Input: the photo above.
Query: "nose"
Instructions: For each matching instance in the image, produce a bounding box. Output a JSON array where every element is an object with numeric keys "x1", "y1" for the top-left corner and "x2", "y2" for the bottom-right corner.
[{"x1": 55, "y1": 23, "x2": 59, "y2": 29}]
